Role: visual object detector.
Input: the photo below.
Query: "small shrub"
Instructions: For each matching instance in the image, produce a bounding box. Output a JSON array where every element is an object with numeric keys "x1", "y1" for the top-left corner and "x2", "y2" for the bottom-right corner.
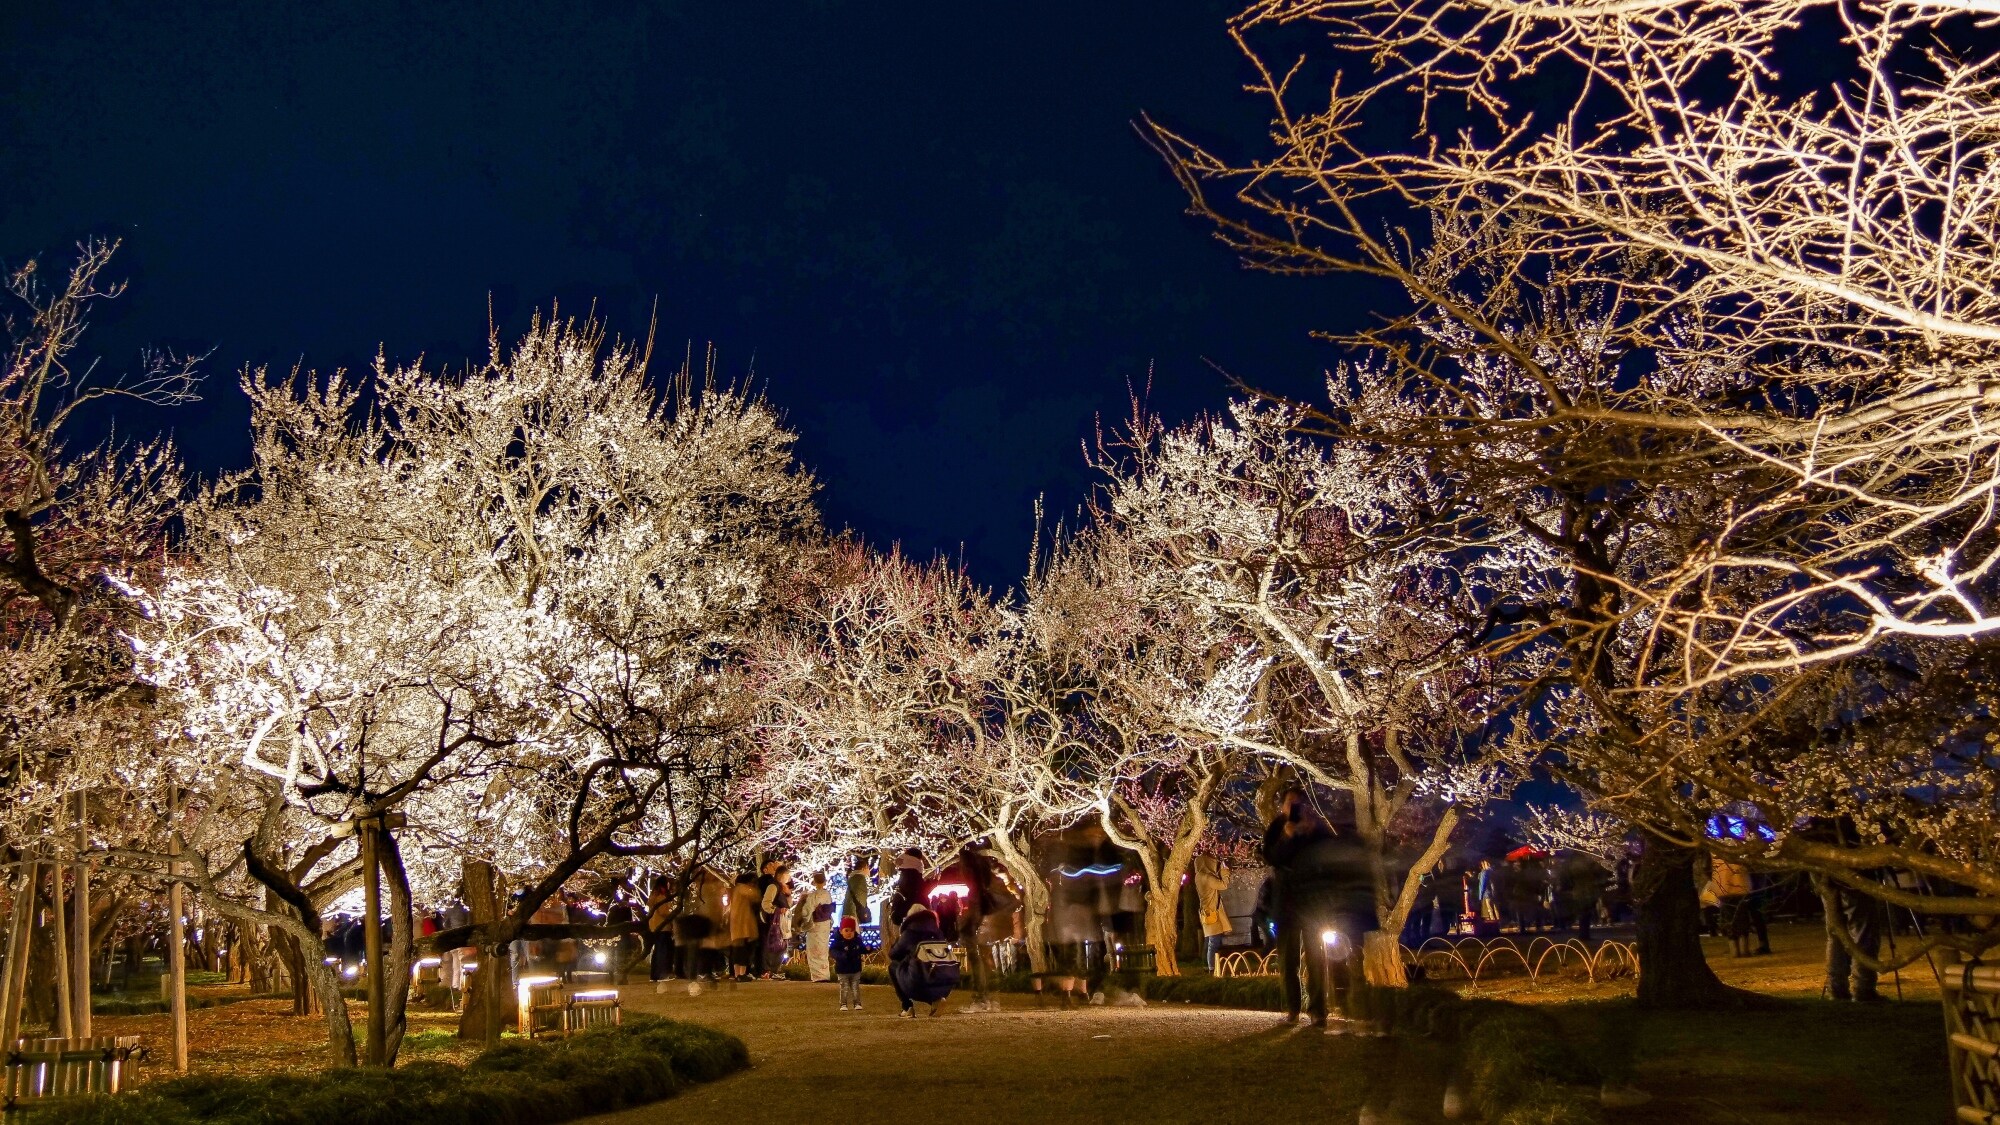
[
  {"x1": 1455, "y1": 1004, "x2": 1604, "y2": 1125},
  {"x1": 21, "y1": 1015, "x2": 747, "y2": 1125},
  {"x1": 399, "y1": 1028, "x2": 458, "y2": 1053}
]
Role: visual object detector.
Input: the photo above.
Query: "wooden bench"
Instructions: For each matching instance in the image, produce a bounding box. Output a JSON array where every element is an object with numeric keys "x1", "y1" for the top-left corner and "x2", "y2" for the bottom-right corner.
[{"x1": 1110, "y1": 944, "x2": 1158, "y2": 974}]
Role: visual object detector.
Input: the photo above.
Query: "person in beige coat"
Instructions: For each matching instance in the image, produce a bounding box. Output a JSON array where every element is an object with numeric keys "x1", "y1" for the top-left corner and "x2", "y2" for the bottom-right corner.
[{"x1": 1194, "y1": 855, "x2": 1233, "y2": 971}]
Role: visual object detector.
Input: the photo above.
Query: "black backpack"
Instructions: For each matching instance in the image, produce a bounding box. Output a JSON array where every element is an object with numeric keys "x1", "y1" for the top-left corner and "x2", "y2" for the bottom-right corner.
[{"x1": 915, "y1": 941, "x2": 962, "y2": 989}]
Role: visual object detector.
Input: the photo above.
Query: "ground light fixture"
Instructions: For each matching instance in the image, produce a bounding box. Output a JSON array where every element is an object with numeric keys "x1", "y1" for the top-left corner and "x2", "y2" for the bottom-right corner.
[{"x1": 515, "y1": 974, "x2": 560, "y2": 1036}]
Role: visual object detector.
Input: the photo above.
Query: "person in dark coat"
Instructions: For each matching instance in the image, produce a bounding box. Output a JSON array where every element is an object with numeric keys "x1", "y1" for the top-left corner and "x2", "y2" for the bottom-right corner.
[
  {"x1": 887, "y1": 849, "x2": 928, "y2": 925},
  {"x1": 1250, "y1": 874, "x2": 1276, "y2": 952},
  {"x1": 753, "y1": 860, "x2": 780, "y2": 976},
  {"x1": 1264, "y1": 789, "x2": 1377, "y2": 1029},
  {"x1": 644, "y1": 881, "x2": 675, "y2": 981},
  {"x1": 1263, "y1": 790, "x2": 1331, "y2": 1026},
  {"x1": 888, "y1": 904, "x2": 952, "y2": 1016},
  {"x1": 1558, "y1": 853, "x2": 1610, "y2": 943}
]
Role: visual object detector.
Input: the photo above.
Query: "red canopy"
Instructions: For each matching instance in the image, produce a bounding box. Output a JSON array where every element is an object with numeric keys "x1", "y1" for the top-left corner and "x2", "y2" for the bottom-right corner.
[{"x1": 1505, "y1": 845, "x2": 1551, "y2": 861}]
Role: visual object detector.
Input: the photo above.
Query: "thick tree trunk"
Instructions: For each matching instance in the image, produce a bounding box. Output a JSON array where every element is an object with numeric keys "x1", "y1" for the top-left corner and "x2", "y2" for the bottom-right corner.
[
  {"x1": 457, "y1": 860, "x2": 509, "y2": 1043},
  {"x1": 272, "y1": 928, "x2": 314, "y2": 1014},
  {"x1": 1018, "y1": 886, "x2": 1050, "y2": 974},
  {"x1": 25, "y1": 873, "x2": 62, "y2": 1031},
  {"x1": 1632, "y1": 834, "x2": 1736, "y2": 1009},
  {"x1": 87, "y1": 893, "x2": 124, "y2": 988},
  {"x1": 246, "y1": 924, "x2": 276, "y2": 995},
  {"x1": 471, "y1": 940, "x2": 516, "y2": 1042},
  {"x1": 990, "y1": 837, "x2": 1048, "y2": 973},
  {"x1": 1363, "y1": 808, "x2": 1459, "y2": 988},
  {"x1": 1145, "y1": 840, "x2": 1206, "y2": 978},
  {"x1": 1142, "y1": 888, "x2": 1182, "y2": 976},
  {"x1": 199, "y1": 908, "x2": 222, "y2": 973},
  {"x1": 875, "y1": 847, "x2": 901, "y2": 957},
  {"x1": 377, "y1": 832, "x2": 416, "y2": 1063},
  {"x1": 303, "y1": 950, "x2": 358, "y2": 1067},
  {"x1": 1362, "y1": 931, "x2": 1406, "y2": 987}
]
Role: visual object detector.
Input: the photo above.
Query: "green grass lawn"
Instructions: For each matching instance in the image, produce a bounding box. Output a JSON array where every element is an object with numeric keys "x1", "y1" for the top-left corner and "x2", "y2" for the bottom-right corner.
[{"x1": 1547, "y1": 996, "x2": 1948, "y2": 1124}]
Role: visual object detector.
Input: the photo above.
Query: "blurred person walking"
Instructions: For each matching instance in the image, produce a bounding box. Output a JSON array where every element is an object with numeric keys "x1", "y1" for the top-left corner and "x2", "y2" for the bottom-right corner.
[
  {"x1": 1303, "y1": 819, "x2": 1378, "y2": 1032},
  {"x1": 1818, "y1": 879, "x2": 1885, "y2": 1002},
  {"x1": 676, "y1": 867, "x2": 728, "y2": 990},
  {"x1": 958, "y1": 845, "x2": 1012, "y2": 1011},
  {"x1": 1250, "y1": 874, "x2": 1275, "y2": 952},
  {"x1": 1712, "y1": 858, "x2": 1770, "y2": 957},
  {"x1": 1263, "y1": 789, "x2": 1335, "y2": 1027},
  {"x1": 728, "y1": 871, "x2": 762, "y2": 981},
  {"x1": 1558, "y1": 853, "x2": 1609, "y2": 944},
  {"x1": 645, "y1": 879, "x2": 675, "y2": 982}
]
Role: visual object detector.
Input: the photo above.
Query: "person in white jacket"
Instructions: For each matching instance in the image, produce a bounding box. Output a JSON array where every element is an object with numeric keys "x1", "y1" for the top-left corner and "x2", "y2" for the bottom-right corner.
[{"x1": 799, "y1": 872, "x2": 835, "y2": 982}]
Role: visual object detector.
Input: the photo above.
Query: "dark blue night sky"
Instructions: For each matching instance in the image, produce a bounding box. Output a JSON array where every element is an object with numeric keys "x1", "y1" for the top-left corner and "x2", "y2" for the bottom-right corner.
[{"x1": 2, "y1": 1, "x2": 1380, "y2": 583}]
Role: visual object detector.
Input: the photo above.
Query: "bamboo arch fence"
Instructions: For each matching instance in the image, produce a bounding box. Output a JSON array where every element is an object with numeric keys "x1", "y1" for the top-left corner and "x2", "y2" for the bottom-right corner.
[{"x1": 1215, "y1": 935, "x2": 1640, "y2": 988}]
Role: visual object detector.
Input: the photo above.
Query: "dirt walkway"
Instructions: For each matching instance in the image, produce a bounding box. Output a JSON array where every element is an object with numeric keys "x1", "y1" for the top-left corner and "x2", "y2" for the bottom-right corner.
[{"x1": 584, "y1": 981, "x2": 1450, "y2": 1125}]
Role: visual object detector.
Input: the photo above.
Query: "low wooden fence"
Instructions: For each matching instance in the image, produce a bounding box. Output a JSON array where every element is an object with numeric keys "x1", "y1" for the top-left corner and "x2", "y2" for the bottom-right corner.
[
  {"x1": 3, "y1": 1036, "x2": 143, "y2": 1112},
  {"x1": 1937, "y1": 951, "x2": 2000, "y2": 1123}
]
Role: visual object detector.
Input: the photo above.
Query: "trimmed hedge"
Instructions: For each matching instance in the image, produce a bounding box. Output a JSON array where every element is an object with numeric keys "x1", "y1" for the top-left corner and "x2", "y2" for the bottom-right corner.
[
  {"x1": 1131, "y1": 973, "x2": 1283, "y2": 1010},
  {"x1": 23, "y1": 1015, "x2": 748, "y2": 1125}
]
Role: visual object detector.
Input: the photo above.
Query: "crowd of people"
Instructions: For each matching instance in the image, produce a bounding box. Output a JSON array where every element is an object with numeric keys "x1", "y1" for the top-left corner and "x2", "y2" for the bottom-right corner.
[
  {"x1": 1398, "y1": 852, "x2": 1627, "y2": 945},
  {"x1": 403, "y1": 791, "x2": 1642, "y2": 1029},
  {"x1": 380, "y1": 798, "x2": 1910, "y2": 1023},
  {"x1": 628, "y1": 843, "x2": 1012, "y2": 1017}
]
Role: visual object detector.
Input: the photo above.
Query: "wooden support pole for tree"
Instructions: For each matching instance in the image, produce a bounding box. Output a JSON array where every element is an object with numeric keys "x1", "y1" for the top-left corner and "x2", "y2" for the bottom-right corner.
[
  {"x1": 1, "y1": 860, "x2": 37, "y2": 1050},
  {"x1": 169, "y1": 793, "x2": 189, "y2": 1073},
  {"x1": 49, "y1": 863, "x2": 73, "y2": 1040},
  {"x1": 73, "y1": 793, "x2": 92, "y2": 1037},
  {"x1": 360, "y1": 816, "x2": 386, "y2": 1066}
]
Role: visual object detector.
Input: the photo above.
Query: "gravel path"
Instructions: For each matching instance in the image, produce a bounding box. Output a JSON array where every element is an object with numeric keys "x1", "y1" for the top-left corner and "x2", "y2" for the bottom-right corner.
[{"x1": 584, "y1": 980, "x2": 1449, "y2": 1125}]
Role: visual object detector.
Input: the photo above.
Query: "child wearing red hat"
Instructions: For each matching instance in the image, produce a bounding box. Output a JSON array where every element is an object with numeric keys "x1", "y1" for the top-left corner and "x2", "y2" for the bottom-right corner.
[{"x1": 831, "y1": 916, "x2": 868, "y2": 1011}]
